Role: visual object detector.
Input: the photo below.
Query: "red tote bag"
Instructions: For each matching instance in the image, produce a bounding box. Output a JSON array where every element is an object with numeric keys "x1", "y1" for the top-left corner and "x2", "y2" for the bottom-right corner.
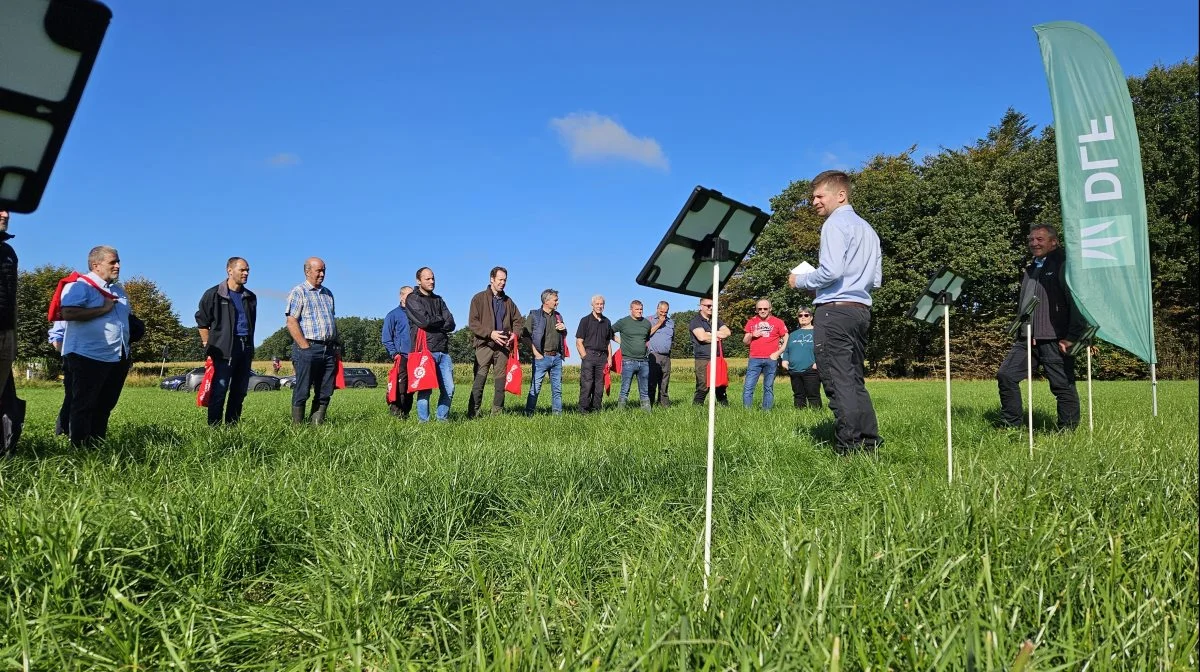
[
  {"x1": 407, "y1": 329, "x2": 438, "y2": 392},
  {"x1": 504, "y1": 343, "x2": 523, "y2": 395},
  {"x1": 386, "y1": 354, "x2": 402, "y2": 403},
  {"x1": 706, "y1": 343, "x2": 728, "y2": 388},
  {"x1": 195, "y1": 357, "x2": 215, "y2": 407},
  {"x1": 334, "y1": 353, "x2": 346, "y2": 389}
]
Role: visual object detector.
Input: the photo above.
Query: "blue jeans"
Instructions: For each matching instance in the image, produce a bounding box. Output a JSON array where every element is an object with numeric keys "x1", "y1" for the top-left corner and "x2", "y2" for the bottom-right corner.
[
  {"x1": 743, "y1": 357, "x2": 778, "y2": 409},
  {"x1": 525, "y1": 354, "x2": 563, "y2": 414},
  {"x1": 619, "y1": 358, "x2": 650, "y2": 404},
  {"x1": 209, "y1": 338, "x2": 252, "y2": 425},
  {"x1": 291, "y1": 342, "x2": 335, "y2": 412},
  {"x1": 416, "y1": 352, "x2": 455, "y2": 422}
]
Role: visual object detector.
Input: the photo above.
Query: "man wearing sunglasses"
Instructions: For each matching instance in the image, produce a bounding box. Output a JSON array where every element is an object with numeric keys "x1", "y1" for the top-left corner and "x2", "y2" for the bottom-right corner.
[
  {"x1": 741, "y1": 299, "x2": 788, "y2": 409},
  {"x1": 789, "y1": 170, "x2": 883, "y2": 454},
  {"x1": 690, "y1": 298, "x2": 731, "y2": 405}
]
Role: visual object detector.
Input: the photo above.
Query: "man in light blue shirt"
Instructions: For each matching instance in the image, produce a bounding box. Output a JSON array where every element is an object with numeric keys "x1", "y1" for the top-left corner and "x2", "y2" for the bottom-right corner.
[
  {"x1": 789, "y1": 170, "x2": 883, "y2": 455},
  {"x1": 646, "y1": 300, "x2": 675, "y2": 407},
  {"x1": 60, "y1": 245, "x2": 131, "y2": 447}
]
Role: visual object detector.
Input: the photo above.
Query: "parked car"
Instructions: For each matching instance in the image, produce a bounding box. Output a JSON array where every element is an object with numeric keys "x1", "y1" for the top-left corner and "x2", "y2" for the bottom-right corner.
[
  {"x1": 342, "y1": 367, "x2": 378, "y2": 388},
  {"x1": 160, "y1": 368, "x2": 281, "y2": 392},
  {"x1": 279, "y1": 368, "x2": 377, "y2": 389}
]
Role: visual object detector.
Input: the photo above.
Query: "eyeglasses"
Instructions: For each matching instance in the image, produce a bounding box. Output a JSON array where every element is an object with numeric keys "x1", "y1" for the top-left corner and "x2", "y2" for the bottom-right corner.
[
  {"x1": 756, "y1": 308, "x2": 770, "y2": 312},
  {"x1": 798, "y1": 313, "x2": 812, "y2": 317},
  {"x1": 700, "y1": 303, "x2": 713, "y2": 308}
]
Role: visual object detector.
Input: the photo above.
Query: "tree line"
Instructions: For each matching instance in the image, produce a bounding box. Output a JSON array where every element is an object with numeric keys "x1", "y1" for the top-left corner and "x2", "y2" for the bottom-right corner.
[{"x1": 15, "y1": 58, "x2": 1194, "y2": 380}]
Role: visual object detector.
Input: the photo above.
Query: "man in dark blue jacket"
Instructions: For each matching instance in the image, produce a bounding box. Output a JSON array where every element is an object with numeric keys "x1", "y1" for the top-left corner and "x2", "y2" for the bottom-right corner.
[
  {"x1": 196, "y1": 257, "x2": 257, "y2": 426},
  {"x1": 381, "y1": 286, "x2": 413, "y2": 418}
]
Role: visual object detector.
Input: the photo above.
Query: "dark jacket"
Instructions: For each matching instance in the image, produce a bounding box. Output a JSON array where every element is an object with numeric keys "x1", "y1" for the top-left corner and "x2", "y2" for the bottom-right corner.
[
  {"x1": 0, "y1": 233, "x2": 16, "y2": 331},
  {"x1": 467, "y1": 288, "x2": 523, "y2": 350},
  {"x1": 524, "y1": 308, "x2": 568, "y2": 354},
  {"x1": 1017, "y1": 247, "x2": 1085, "y2": 342},
  {"x1": 195, "y1": 281, "x2": 257, "y2": 360},
  {"x1": 405, "y1": 290, "x2": 456, "y2": 353}
]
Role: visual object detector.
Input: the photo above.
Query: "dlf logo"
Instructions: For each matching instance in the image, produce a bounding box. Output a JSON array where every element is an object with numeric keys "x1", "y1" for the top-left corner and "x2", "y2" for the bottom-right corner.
[{"x1": 1079, "y1": 215, "x2": 1135, "y2": 269}]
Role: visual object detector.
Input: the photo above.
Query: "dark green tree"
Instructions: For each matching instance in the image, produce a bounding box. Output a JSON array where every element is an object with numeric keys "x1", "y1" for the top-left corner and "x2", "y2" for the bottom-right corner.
[
  {"x1": 124, "y1": 276, "x2": 189, "y2": 363},
  {"x1": 257, "y1": 326, "x2": 294, "y2": 360},
  {"x1": 16, "y1": 264, "x2": 73, "y2": 371}
]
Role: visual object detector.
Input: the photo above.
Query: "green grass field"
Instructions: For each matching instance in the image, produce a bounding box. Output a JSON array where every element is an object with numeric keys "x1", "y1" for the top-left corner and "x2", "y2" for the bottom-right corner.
[{"x1": 1, "y1": 378, "x2": 1196, "y2": 670}]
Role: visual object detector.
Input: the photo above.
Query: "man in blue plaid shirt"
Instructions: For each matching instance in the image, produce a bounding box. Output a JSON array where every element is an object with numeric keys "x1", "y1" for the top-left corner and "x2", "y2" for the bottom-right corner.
[{"x1": 286, "y1": 257, "x2": 338, "y2": 425}]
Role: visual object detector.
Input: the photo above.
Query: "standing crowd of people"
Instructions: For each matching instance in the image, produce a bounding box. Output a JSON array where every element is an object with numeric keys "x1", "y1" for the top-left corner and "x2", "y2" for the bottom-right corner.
[{"x1": 4, "y1": 169, "x2": 1091, "y2": 456}]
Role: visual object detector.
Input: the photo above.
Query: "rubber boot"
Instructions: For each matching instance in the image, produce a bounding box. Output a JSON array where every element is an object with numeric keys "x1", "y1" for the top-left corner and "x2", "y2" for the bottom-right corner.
[
  {"x1": 310, "y1": 404, "x2": 327, "y2": 425},
  {"x1": 291, "y1": 405, "x2": 305, "y2": 425}
]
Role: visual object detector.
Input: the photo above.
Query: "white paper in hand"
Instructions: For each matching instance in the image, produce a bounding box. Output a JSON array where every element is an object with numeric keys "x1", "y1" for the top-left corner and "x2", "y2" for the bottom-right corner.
[{"x1": 791, "y1": 261, "x2": 816, "y2": 275}]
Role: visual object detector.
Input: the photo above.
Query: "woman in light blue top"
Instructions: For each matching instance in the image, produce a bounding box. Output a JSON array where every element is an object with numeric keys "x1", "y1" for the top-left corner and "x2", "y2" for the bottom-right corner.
[{"x1": 781, "y1": 307, "x2": 821, "y2": 409}]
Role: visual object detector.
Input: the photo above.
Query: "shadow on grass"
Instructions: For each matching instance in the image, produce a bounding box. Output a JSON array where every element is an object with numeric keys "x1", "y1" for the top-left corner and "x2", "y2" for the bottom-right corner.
[{"x1": 981, "y1": 408, "x2": 1061, "y2": 432}]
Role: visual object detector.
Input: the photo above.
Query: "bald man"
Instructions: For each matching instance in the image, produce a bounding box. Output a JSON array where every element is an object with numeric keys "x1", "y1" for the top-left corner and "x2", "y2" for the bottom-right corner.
[{"x1": 285, "y1": 256, "x2": 338, "y2": 424}]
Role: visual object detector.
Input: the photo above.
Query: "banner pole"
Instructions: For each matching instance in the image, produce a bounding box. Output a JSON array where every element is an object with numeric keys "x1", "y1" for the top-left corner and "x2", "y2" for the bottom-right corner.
[
  {"x1": 703, "y1": 261, "x2": 719, "y2": 610},
  {"x1": 1087, "y1": 346, "x2": 1094, "y2": 432},
  {"x1": 944, "y1": 304, "x2": 952, "y2": 484},
  {"x1": 1026, "y1": 324, "x2": 1034, "y2": 458},
  {"x1": 1151, "y1": 364, "x2": 1158, "y2": 417}
]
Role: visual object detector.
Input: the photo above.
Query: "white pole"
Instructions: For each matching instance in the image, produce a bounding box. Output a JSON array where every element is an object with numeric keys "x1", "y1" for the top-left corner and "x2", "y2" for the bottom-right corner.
[
  {"x1": 1151, "y1": 363, "x2": 1158, "y2": 417},
  {"x1": 1086, "y1": 346, "x2": 1094, "y2": 433},
  {"x1": 703, "y1": 261, "x2": 719, "y2": 609},
  {"x1": 1026, "y1": 323, "x2": 1034, "y2": 458},
  {"x1": 944, "y1": 303, "x2": 952, "y2": 484}
]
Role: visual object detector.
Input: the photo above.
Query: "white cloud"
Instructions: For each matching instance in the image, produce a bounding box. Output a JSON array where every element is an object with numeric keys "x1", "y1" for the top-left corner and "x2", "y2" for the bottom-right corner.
[
  {"x1": 267, "y1": 152, "x2": 301, "y2": 166},
  {"x1": 550, "y1": 112, "x2": 668, "y2": 170}
]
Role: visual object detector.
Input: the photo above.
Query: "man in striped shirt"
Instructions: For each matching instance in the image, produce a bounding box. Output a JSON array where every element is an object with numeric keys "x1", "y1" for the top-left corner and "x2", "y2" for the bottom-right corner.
[{"x1": 286, "y1": 257, "x2": 338, "y2": 425}]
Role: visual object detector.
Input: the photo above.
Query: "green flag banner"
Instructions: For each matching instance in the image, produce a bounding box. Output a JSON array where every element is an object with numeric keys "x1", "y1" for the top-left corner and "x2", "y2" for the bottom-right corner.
[{"x1": 1035, "y1": 21, "x2": 1156, "y2": 364}]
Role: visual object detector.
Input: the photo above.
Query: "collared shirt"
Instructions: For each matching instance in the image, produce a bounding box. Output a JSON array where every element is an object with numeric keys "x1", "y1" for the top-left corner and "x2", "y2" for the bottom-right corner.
[
  {"x1": 646, "y1": 315, "x2": 674, "y2": 355},
  {"x1": 285, "y1": 281, "x2": 337, "y2": 340},
  {"x1": 539, "y1": 309, "x2": 563, "y2": 354},
  {"x1": 492, "y1": 293, "x2": 506, "y2": 331},
  {"x1": 795, "y1": 204, "x2": 882, "y2": 306},
  {"x1": 575, "y1": 313, "x2": 613, "y2": 354},
  {"x1": 60, "y1": 272, "x2": 131, "y2": 362}
]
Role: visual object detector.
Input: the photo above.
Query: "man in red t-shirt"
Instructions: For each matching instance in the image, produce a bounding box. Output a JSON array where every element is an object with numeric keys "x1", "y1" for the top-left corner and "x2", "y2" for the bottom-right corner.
[{"x1": 742, "y1": 299, "x2": 789, "y2": 409}]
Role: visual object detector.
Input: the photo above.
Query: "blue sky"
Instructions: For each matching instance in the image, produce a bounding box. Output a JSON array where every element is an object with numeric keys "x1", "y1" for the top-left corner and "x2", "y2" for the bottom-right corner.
[{"x1": 13, "y1": 0, "x2": 1198, "y2": 358}]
